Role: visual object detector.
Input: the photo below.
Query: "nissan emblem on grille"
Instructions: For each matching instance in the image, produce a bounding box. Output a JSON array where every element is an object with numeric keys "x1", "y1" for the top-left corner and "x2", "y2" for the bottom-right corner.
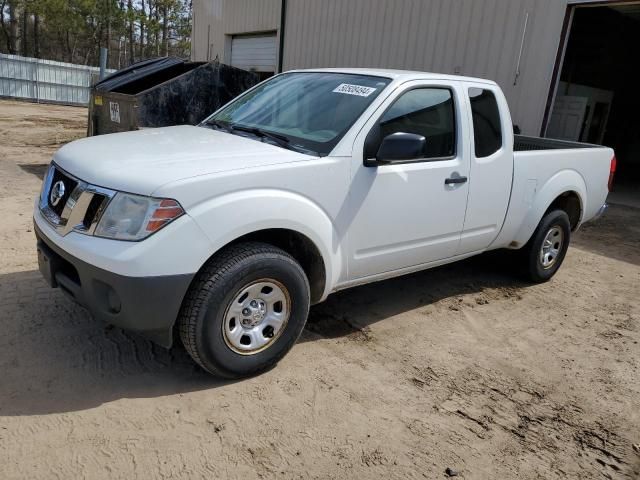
[
  {"x1": 50, "y1": 180, "x2": 66, "y2": 207},
  {"x1": 39, "y1": 166, "x2": 115, "y2": 237}
]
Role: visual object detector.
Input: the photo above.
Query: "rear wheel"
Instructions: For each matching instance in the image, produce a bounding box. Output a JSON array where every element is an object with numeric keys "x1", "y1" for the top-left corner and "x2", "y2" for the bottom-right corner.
[
  {"x1": 178, "y1": 242, "x2": 310, "y2": 378},
  {"x1": 521, "y1": 209, "x2": 571, "y2": 283}
]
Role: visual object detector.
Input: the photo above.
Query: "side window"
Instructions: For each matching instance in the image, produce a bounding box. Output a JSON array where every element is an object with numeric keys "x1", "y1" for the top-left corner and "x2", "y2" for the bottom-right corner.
[
  {"x1": 376, "y1": 88, "x2": 456, "y2": 159},
  {"x1": 469, "y1": 88, "x2": 502, "y2": 157}
]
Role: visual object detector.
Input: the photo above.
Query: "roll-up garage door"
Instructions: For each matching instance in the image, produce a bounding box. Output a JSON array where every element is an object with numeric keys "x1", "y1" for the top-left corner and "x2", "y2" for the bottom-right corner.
[{"x1": 230, "y1": 34, "x2": 277, "y2": 75}]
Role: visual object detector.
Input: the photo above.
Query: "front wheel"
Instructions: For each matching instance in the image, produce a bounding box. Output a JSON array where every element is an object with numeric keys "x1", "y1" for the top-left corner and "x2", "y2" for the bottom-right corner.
[
  {"x1": 522, "y1": 209, "x2": 571, "y2": 283},
  {"x1": 178, "y1": 242, "x2": 310, "y2": 378}
]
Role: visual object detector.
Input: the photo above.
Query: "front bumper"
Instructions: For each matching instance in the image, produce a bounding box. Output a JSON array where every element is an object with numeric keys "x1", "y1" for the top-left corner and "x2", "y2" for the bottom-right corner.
[{"x1": 35, "y1": 222, "x2": 194, "y2": 347}]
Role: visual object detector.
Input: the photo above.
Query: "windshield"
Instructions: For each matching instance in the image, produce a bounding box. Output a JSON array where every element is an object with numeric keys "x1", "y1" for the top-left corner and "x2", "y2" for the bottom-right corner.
[{"x1": 205, "y1": 72, "x2": 391, "y2": 156}]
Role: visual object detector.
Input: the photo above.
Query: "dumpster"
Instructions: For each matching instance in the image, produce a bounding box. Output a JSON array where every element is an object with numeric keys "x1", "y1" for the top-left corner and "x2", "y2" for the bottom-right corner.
[{"x1": 87, "y1": 57, "x2": 259, "y2": 136}]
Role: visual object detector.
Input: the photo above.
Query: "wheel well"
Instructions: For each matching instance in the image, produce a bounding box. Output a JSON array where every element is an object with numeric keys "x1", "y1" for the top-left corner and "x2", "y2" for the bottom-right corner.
[
  {"x1": 227, "y1": 229, "x2": 327, "y2": 305},
  {"x1": 546, "y1": 191, "x2": 582, "y2": 230},
  {"x1": 171, "y1": 229, "x2": 327, "y2": 348}
]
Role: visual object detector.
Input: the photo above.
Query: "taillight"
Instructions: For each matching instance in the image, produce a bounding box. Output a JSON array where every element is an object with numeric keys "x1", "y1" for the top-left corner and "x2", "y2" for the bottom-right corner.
[{"x1": 608, "y1": 155, "x2": 617, "y2": 192}]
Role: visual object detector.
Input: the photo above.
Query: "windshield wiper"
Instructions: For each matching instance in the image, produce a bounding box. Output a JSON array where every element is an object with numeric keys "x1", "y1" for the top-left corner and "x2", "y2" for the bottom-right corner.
[
  {"x1": 230, "y1": 124, "x2": 319, "y2": 155},
  {"x1": 210, "y1": 122, "x2": 318, "y2": 156},
  {"x1": 203, "y1": 119, "x2": 232, "y2": 132},
  {"x1": 230, "y1": 124, "x2": 291, "y2": 148}
]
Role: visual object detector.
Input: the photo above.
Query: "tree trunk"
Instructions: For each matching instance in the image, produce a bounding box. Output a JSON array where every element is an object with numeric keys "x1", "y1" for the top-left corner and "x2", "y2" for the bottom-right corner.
[
  {"x1": 154, "y1": 0, "x2": 159, "y2": 55},
  {"x1": 105, "y1": 1, "x2": 111, "y2": 68},
  {"x1": 7, "y1": 0, "x2": 18, "y2": 54},
  {"x1": 97, "y1": 15, "x2": 103, "y2": 60},
  {"x1": 127, "y1": 0, "x2": 135, "y2": 64},
  {"x1": 0, "y1": 0, "x2": 11, "y2": 53},
  {"x1": 119, "y1": 0, "x2": 125, "y2": 67},
  {"x1": 65, "y1": 29, "x2": 72, "y2": 62},
  {"x1": 33, "y1": 13, "x2": 39, "y2": 58},
  {"x1": 139, "y1": 0, "x2": 145, "y2": 59},
  {"x1": 20, "y1": 3, "x2": 27, "y2": 56},
  {"x1": 117, "y1": 37, "x2": 122, "y2": 69},
  {"x1": 161, "y1": 2, "x2": 168, "y2": 56}
]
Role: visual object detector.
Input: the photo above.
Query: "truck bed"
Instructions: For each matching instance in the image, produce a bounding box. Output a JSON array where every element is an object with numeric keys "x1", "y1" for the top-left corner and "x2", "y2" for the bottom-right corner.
[
  {"x1": 495, "y1": 138, "x2": 613, "y2": 250},
  {"x1": 514, "y1": 135, "x2": 598, "y2": 152}
]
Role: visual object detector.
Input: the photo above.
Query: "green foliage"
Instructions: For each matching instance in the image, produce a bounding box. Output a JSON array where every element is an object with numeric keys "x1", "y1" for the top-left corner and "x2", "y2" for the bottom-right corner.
[{"x1": 0, "y1": 0, "x2": 192, "y2": 67}]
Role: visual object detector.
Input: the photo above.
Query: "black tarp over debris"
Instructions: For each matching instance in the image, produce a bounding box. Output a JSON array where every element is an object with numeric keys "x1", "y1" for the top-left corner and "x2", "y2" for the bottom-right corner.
[{"x1": 88, "y1": 57, "x2": 259, "y2": 136}]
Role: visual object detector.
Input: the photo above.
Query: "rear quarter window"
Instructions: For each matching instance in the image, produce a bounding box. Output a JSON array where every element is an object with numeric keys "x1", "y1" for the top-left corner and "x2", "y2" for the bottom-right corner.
[{"x1": 469, "y1": 88, "x2": 502, "y2": 158}]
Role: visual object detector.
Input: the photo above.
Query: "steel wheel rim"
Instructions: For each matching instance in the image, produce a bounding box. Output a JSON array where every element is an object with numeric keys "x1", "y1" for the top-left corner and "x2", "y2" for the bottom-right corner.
[
  {"x1": 539, "y1": 226, "x2": 564, "y2": 269},
  {"x1": 222, "y1": 279, "x2": 291, "y2": 355}
]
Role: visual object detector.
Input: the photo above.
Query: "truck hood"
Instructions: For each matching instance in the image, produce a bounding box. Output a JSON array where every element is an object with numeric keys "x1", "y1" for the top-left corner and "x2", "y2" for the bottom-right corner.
[{"x1": 53, "y1": 125, "x2": 312, "y2": 196}]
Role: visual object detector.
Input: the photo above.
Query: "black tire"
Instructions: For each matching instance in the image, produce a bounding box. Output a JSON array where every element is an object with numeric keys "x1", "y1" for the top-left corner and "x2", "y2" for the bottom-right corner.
[
  {"x1": 178, "y1": 242, "x2": 310, "y2": 378},
  {"x1": 521, "y1": 209, "x2": 571, "y2": 283}
]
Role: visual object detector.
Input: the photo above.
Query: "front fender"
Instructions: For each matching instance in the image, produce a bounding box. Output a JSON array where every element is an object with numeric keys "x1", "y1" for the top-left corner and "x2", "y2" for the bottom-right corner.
[
  {"x1": 512, "y1": 169, "x2": 586, "y2": 247},
  {"x1": 188, "y1": 189, "x2": 341, "y2": 300}
]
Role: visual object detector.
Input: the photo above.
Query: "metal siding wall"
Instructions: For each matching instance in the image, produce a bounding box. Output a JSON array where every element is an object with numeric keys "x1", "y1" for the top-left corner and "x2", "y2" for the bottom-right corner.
[
  {"x1": 192, "y1": 0, "x2": 569, "y2": 134},
  {"x1": 192, "y1": 0, "x2": 280, "y2": 62},
  {"x1": 281, "y1": 0, "x2": 569, "y2": 135}
]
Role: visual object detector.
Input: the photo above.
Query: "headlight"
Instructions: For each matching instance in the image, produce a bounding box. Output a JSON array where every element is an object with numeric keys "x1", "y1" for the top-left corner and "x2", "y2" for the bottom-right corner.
[
  {"x1": 39, "y1": 163, "x2": 55, "y2": 206},
  {"x1": 95, "y1": 193, "x2": 184, "y2": 241}
]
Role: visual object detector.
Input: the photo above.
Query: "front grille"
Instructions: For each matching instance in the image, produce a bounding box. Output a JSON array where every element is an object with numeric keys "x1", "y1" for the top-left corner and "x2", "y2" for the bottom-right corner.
[
  {"x1": 82, "y1": 193, "x2": 108, "y2": 229},
  {"x1": 39, "y1": 164, "x2": 115, "y2": 236},
  {"x1": 48, "y1": 168, "x2": 78, "y2": 216}
]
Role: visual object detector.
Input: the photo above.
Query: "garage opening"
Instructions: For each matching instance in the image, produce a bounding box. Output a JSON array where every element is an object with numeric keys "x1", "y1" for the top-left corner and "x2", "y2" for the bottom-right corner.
[
  {"x1": 546, "y1": 3, "x2": 640, "y2": 206},
  {"x1": 230, "y1": 33, "x2": 277, "y2": 81}
]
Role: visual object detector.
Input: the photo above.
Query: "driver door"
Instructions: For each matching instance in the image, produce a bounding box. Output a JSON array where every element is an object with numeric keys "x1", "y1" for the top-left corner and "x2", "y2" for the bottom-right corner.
[{"x1": 346, "y1": 81, "x2": 471, "y2": 280}]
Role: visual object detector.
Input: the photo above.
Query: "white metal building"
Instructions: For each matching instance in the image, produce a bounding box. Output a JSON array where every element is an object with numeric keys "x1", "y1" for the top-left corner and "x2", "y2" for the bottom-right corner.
[{"x1": 192, "y1": 0, "x2": 640, "y2": 191}]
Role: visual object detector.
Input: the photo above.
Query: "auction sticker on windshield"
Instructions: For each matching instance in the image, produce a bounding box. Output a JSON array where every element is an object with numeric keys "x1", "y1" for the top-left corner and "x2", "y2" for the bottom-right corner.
[{"x1": 333, "y1": 83, "x2": 377, "y2": 97}]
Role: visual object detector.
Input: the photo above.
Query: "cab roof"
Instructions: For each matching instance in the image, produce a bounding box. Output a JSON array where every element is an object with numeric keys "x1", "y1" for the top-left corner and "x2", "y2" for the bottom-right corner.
[{"x1": 286, "y1": 67, "x2": 498, "y2": 86}]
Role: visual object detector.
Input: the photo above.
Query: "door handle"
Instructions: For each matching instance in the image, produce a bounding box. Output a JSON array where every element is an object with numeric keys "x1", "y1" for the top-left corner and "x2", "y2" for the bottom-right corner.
[{"x1": 445, "y1": 176, "x2": 468, "y2": 185}]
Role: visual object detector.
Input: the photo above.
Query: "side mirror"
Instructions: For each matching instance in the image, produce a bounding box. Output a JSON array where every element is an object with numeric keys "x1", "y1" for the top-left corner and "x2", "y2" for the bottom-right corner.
[{"x1": 365, "y1": 132, "x2": 426, "y2": 167}]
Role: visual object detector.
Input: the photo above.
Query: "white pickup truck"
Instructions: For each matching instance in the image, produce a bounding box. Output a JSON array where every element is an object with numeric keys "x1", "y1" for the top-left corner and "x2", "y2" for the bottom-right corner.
[{"x1": 34, "y1": 69, "x2": 614, "y2": 377}]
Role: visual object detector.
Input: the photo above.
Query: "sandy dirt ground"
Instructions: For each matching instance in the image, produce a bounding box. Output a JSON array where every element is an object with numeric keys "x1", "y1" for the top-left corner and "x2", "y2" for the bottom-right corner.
[{"x1": 0, "y1": 99, "x2": 639, "y2": 479}]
